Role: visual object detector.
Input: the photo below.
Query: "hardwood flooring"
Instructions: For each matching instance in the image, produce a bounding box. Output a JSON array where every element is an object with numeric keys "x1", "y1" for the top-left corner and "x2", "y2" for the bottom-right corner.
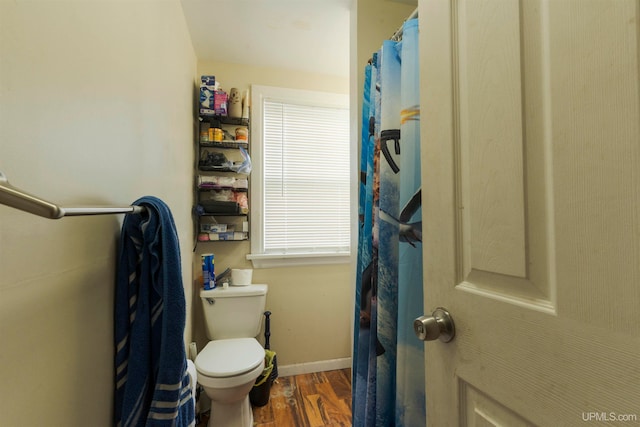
[
  {"x1": 253, "y1": 368, "x2": 352, "y2": 427},
  {"x1": 197, "y1": 368, "x2": 352, "y2": 427}
]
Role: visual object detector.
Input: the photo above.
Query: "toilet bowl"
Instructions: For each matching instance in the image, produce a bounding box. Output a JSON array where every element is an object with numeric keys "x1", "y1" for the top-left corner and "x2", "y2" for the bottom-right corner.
[
  {"x1": 195, "y1": 284, "x2": 269, "y2": 427},
  {"x1": 195, "y1": 338, "x2": 265, "y2": 427}
]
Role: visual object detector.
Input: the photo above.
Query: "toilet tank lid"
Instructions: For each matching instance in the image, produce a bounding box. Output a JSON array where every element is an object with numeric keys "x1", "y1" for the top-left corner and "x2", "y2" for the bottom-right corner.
[{"x1": 200, "y1": 284, "x2": 267, "y2": 298}]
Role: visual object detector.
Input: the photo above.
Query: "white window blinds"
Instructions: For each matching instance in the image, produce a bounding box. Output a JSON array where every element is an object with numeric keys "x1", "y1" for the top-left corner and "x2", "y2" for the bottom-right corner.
[{"x1": 261, "y1": 99, "x2": 350, "y2": 254}]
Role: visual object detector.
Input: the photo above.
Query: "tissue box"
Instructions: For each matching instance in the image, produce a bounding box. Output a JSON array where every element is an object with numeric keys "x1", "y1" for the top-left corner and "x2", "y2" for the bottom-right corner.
[
  {"x1": 214, "y1": 91, "x2": 228, "y2": 116},
  {"x1": 199, "y1": 84, "x2": 228, "y2": 116},
  {"x1": 205, "y1": 231, "x2": 233, "y2": 241},
  {"x1": 199, "y1": 76, "x2": 219, "y2": 115},
  {"x1": 199, "y1": 86, "x2": 216, "y2": 115},
  {"x1": 200, "y1": 223, "x2": 228, "y2": 233}
]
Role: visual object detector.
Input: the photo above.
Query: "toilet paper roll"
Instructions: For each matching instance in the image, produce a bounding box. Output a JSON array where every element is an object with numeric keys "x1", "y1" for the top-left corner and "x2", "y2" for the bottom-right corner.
[
  {"x1": 231, "y1": 268, "x2": 253, "y2": 286},
  {"x1": 189, "y1": 342, "x2": 198, "y2": 361}
]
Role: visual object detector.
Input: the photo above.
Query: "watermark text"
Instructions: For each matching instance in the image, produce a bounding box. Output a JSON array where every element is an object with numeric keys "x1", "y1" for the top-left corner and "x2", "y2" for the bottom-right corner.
[{"x1": 582, "y1": 412, "x2": 638, "y2": 422}]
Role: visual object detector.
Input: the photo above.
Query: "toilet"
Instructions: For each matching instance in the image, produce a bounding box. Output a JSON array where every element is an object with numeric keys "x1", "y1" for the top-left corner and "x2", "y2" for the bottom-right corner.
[{"x1": 195, "y1": 284, "x2": 268, "y2": 427}]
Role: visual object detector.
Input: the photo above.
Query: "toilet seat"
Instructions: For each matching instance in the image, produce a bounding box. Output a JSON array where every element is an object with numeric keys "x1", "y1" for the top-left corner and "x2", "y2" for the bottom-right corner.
[{"x1": 196, "y1": 338, "x2": 265, "y2": 377}]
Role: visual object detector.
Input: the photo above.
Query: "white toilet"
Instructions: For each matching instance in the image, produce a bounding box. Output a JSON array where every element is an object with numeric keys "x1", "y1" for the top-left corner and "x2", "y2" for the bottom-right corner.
[{"x1": 195, "y1": 284, "x2": 268, "y2": 427}]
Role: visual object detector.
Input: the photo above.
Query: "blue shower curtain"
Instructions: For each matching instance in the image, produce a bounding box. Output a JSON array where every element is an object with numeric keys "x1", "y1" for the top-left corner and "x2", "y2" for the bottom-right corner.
[{"x1": 353, "y1": 18, "x2": 424, "y2": 427}]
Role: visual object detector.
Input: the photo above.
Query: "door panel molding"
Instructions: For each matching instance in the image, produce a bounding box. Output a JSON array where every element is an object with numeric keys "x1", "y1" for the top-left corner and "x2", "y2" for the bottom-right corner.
[
  {"x1": 459, "y1": 379, "x2": 536, "y2": 427},
  {"x1": 457, "y1": 270, "x2": 555, "y2": 314},
  {"x1": 452, "y1": 0, "x2": 557, "y2": 312}
]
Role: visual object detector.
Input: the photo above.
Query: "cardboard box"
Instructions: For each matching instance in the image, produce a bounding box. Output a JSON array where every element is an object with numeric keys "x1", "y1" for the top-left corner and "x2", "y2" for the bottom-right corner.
[
  {"x1": 200, "y1": 223, "x2": 228, "y2": 233},
  {"x1": 206, "y1": 231, "x2": 247, "y2": 241},
  {"x1": 199, "y1": 75, "x2": 218, "y2": 115},
  {"x1": 201, "y1": 75, "x2": 216, "y2": 86},
  {"x1": 205, "y1": 232, "x2": 232, "y2": 241},
  {"x1": 199, "y1": 86, "x2": 215, "y2": 115},
  {"x1": 214, "y1": 91, "x2": 228, "y2": 116}
]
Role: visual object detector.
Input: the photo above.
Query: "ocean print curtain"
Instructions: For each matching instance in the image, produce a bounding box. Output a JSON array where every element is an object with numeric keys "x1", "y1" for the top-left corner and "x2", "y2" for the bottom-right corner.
[{"x1": 353, "y1": 19, "x2": 424, "y2": 427}]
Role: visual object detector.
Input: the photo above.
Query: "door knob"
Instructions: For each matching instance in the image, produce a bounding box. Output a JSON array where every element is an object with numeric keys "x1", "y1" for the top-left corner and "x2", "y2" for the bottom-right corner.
[{"x1": 413, "y1": 307, "x2": 455, "y2": 343}]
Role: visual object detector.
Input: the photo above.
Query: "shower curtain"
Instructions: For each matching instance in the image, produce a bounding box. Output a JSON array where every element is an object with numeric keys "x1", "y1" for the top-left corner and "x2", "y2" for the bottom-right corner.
[{"x1": 353, "y1": 18, "x2": 424, "y2": 427}]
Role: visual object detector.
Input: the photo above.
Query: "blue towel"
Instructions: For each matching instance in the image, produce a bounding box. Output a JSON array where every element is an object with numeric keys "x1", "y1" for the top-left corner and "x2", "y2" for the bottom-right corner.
[{"x1": 114, "y1": 196, "x2": 195, "y2": 427}]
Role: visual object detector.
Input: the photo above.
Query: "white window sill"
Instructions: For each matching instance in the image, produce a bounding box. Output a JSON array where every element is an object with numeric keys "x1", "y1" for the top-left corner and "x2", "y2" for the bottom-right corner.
[{"x1": 246, "y1": 252, "x2": 351, "y2": 269}]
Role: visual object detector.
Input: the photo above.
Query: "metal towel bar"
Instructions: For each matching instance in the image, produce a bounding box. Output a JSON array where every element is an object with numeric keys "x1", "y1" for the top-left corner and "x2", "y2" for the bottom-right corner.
[{"x1": 0, "y1": 171, "x2": 145, "y2": 219}]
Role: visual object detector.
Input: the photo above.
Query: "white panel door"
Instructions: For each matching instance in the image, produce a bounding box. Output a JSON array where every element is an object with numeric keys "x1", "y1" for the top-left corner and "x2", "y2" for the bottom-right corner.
[{"x1": 419, "y1": 0, "x2": 640, "y2": 425}]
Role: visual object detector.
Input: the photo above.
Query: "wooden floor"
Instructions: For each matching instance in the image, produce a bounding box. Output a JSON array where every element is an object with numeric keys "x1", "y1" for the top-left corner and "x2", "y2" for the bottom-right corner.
[
  {"x1": 253, "y1": 368, "x2": 352, "y2": 427},
  {"x1": 197, "y1": 368, "x2": 352, "y2": 427}
]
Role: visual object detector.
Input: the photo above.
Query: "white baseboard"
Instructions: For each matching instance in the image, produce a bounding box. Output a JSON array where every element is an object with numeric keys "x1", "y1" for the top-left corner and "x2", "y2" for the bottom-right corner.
[{"x1": 277, "y1": 357, "x2": 352, "y2": 377}]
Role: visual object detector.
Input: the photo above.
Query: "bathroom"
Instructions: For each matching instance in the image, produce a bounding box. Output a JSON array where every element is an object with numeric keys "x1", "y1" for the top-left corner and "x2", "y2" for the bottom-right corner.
[
  {"x1": 2, "y1": 0, "x2": 639, "y2": 426},
  {"x1": 0, "y1": 0, "x2": 416, "y2": 425}
]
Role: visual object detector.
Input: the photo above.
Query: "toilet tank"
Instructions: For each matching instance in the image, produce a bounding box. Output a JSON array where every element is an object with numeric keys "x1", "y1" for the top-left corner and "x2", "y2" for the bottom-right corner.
[{"x1": 199, "y1": 284, "x2": 268, "y2": 340}]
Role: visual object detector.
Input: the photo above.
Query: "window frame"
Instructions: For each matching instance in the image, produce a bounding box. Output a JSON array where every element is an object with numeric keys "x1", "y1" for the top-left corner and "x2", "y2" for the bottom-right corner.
[{"x1": 247, "y1": 85, "x2": 351, "y2": 269}]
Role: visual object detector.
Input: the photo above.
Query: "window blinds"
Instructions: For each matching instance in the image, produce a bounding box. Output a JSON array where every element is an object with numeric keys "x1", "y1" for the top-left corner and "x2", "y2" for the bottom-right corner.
[{"x1": 262, "y1": 100, "x2": 350, "y2": 254}]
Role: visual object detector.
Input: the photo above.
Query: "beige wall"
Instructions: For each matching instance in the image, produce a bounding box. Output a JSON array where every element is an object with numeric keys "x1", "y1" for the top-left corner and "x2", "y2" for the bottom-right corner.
[
  {"x1": 0, "y1": 1, "x2": 196, "y2": 425},
  {"x1": 192, "y1": 61, "x2": 352, "y2": 368}
]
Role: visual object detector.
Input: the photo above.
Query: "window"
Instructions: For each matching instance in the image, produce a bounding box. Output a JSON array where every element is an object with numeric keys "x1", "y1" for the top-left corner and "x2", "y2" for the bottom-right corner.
[{"x1": 248, "y1": 85, "x2": 351, "y2": 268}]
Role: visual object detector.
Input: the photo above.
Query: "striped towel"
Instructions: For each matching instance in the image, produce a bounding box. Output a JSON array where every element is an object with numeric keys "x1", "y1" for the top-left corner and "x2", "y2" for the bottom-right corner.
[{"x1": 114, "y1": 196, "x2": 195, "y2": 427}]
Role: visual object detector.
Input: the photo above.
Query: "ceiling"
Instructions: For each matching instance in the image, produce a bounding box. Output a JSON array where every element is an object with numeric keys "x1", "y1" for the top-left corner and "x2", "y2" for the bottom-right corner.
[{"x1": 180, "y1": 0, "x2": 353, "y2": 78}]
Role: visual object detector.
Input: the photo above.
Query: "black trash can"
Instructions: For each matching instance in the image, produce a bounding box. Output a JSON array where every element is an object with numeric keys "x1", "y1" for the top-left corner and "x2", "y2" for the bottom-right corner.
[{"x1": 249, "y1": 349, "x2": 275, "y2": 407}]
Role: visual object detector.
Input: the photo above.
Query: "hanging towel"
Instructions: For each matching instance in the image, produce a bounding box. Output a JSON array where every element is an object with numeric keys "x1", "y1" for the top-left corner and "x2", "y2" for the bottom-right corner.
[{"x1": 114, "y1": 196, "x2": 195, "y2": 427}]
